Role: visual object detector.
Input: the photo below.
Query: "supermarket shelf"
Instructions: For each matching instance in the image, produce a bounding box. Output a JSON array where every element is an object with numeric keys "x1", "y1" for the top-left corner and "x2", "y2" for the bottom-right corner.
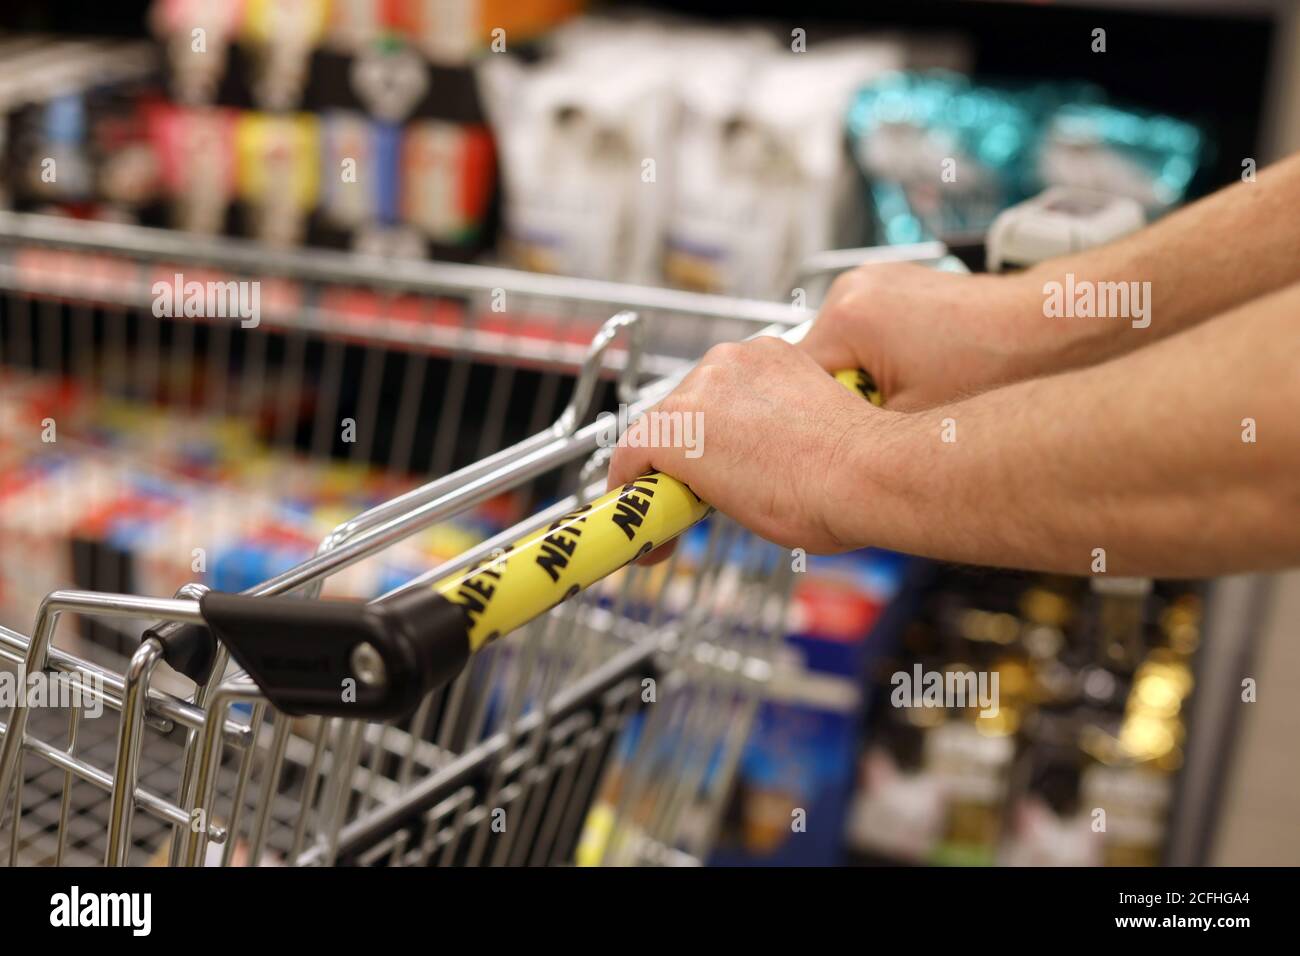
[{"x1": 0, "y1": 213, "x2": 805, "y2": 330}]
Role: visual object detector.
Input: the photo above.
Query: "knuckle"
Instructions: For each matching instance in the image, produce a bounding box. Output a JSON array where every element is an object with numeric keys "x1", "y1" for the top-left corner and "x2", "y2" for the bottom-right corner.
[
  {"x1": 832, "y1": 266, "x2": 887, "y2": 309},
  {"x1": 661, "y1": 384, "x2": 702, "y2": 415},
  {"x1": 702, "y1": 341, "x2": 743, "y2": 365},
  {"x1": 827, "y1": 268, "x2": 869, "y2": 301},
  {"x1": 686, "y1": 362, "x2": 722, "y2": 390},
  {"x1": 814, "y1": 298, "x2": 850, "y2": 331},
  {"x1": 852, "y1": 261, "x2": 901, "y2": 285},
  {"x1": 657, "y1": 393, "x2": 684, "y2": 416}
]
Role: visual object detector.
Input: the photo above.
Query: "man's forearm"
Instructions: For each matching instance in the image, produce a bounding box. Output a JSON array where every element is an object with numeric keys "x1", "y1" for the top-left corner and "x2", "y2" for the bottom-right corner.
[
  {"x1": 1009, "y1": 152, "x2": 1300, "y2": 376},
  {"x1": 839, "y1": 282, "x2": 1300, "y2": 577}
]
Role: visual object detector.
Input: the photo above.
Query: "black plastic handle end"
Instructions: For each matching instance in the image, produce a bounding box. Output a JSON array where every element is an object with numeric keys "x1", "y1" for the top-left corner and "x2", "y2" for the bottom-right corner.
[
  {"x1": 144, "y1": 622, "x2": 220, "y2": 685},
  {"x1": 198, "y1": 589, "x2": 470, "y2": 720}
]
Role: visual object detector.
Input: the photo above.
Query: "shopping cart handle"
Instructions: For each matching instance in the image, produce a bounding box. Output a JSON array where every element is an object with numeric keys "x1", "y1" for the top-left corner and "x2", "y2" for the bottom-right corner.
[
  {"x1": 198, "y1": 588, "x2": 470, "y2": 719},
  {"x1": 833, "y1": 368, "x2": 884, "y2": 405},
  {"x1": 143, "y1": 620, "x2": 220, "y2": 684},
  {"x1": 194, "y1": 367, "x2": 883, "y2": 719}
]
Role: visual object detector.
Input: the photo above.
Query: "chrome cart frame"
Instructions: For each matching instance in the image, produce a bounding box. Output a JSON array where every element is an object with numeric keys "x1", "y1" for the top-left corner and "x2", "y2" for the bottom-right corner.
[{"x1": 0, "y1": 211, "x2": 945, "y2": 866}]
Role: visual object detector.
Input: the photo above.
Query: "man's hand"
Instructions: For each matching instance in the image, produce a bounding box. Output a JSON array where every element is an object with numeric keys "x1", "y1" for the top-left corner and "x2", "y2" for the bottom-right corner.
[
  {"x1": 799, "y1": 262, "x2": 1048, "y2": 410},
  {"x1": 605, "y1": 279, "x2": 1300, "y2": 578},
  {"x1": 605, "y1": 336, "x2": 890, "y2": 557},
  {"x1": 801, "y1": 154, "x2": 1300, "y2": 409}
]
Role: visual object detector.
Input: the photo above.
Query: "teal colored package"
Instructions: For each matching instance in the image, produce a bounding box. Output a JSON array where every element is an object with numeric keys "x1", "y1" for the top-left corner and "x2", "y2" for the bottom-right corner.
[{"x1": 847, "y1": 70, "x2": 1206, "y2": 243}]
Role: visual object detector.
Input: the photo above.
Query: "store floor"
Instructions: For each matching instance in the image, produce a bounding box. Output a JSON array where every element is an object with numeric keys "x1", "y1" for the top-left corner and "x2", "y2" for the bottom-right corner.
[{"x1": 1213, "y1": 570, "x2": 1300, "y2": 864}]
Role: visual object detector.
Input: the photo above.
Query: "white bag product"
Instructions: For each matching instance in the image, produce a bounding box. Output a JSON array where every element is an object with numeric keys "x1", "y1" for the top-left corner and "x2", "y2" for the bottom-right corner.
[
  {"x1": 661, "y1": 30, "x2": 774, "y2": 296},
  {"x1": 667, "y1": 39, "x2": 906, "y2": 299},
  {"x1": 478, "y1": 43, "x2": 676, "y2": 283},
  {"x1": 545, "y1": 17, "x2": 778, "y2": 292}
]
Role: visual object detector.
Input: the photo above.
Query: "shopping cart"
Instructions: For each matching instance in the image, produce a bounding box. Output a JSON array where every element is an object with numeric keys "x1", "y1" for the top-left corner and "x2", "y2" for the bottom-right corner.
[{"x1": 0, "y1": 211, "x2": 947, "y2": 866}]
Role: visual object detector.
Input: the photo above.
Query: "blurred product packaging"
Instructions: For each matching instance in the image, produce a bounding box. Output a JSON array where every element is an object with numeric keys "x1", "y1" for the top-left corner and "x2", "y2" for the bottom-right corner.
[
  {"x1": 480, "y1": 15, "x2": 970, "y2": 296},
  {"x1": 843, "y1": 572, "x2": 1202, "y2": 867},
  {"x1": 848, "y1": 71, "x2": 1079, "y2": 244},
  {"x1": 1, "y1": 38, "x2": 160, "y2": 221},
  {"x1": 477, "y1": 21, "x2": 678, "y2": 283},
  {"x1": 0, "y1": 10, "x2": 1214, "y2": 285},
  {"x1": 666, "y1": 37, "x2": 907, "y2": 300},
  {"x1": 0, "y1": 370, "x2": 519, "y2": 651},
  {"x1": 1038, "y1": 102, "x2": 1206, "y2": 214},
  {"x1": 140, "y1": 0, "x2": 562, "y2": 257},
  {"x1": 848, "y1": 70, "x2": 1206, "y2": 245},
  {"x1": 708, "y1": 549, "x2": 915, "y2": 865}
]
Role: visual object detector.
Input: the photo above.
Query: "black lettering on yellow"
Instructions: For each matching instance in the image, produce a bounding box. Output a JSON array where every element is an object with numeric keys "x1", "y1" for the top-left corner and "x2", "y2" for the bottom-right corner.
[
  {"x1": 452, "y1": 588, "x2": 487, "y2": 626},
  {"x1": 547, "y1": 504, "x2": 591, "y2": 532},
  {"x1": 445, "y1": 547, "x2": 512, "y2": 626},
  {"x1": 612, "y1": 477, "x2": 658, "y2": 541},
  {"x1": 853, "y1": 370, "x2": 884, "y2": 406},
  {"x1": 537, "y1": 540, "x2": 571, "y2": 582},
  {"x1": 536, "y1": 506, "x2": 590, "y2": 582},
  {"x1": 462, "y1": 576, "x2": 496, "y2": 601}
]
